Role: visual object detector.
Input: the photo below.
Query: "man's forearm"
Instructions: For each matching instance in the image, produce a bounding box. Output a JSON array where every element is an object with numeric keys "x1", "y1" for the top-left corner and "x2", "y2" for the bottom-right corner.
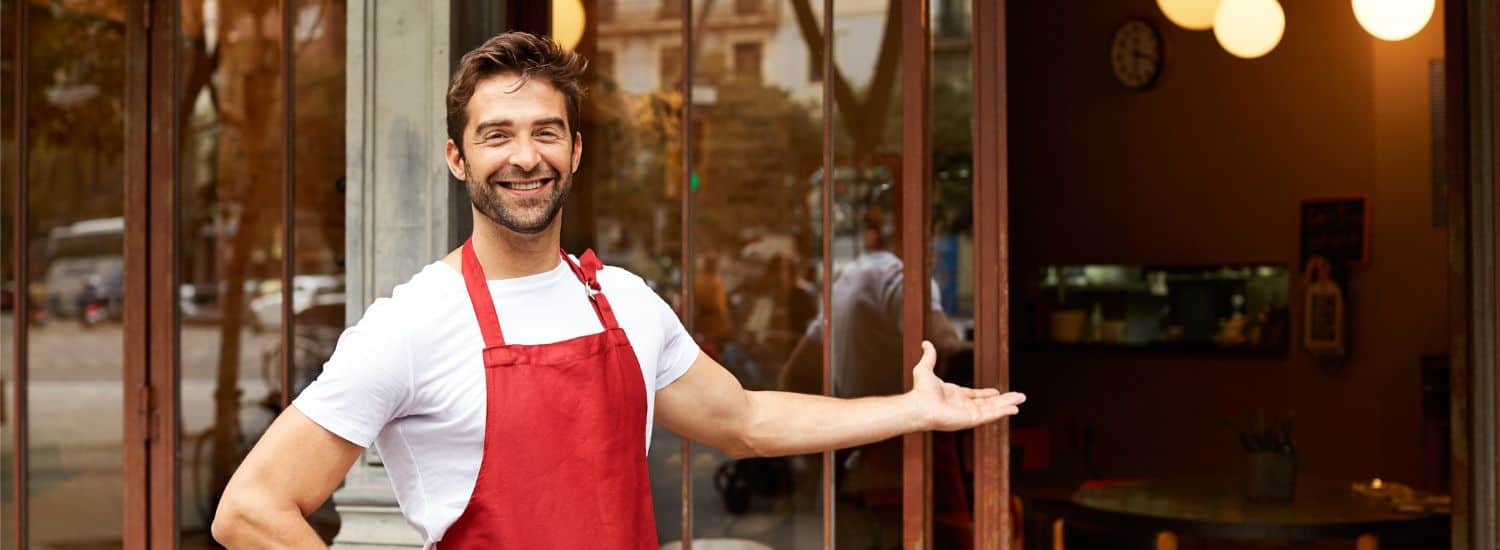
[{"x1": 739, "y1": 390, "x2": 927, "y2": 458}]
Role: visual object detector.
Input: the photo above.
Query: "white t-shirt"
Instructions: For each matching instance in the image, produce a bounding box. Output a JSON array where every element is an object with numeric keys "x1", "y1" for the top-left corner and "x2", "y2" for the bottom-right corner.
[{"x1": 292, "y1": 258, "x2": 700, "y2": 545}]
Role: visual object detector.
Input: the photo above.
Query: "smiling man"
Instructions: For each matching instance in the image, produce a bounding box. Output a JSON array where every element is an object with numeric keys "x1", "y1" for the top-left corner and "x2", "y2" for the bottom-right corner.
[{"x1": 211, "y1": 32, "x2": 1025, "y2": 549}]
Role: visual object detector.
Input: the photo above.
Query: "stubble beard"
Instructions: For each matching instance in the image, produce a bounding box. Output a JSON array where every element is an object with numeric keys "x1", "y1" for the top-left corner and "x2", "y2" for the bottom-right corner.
[{"x1": 464, "y1": 160, "x2": 573, "y2": 235}]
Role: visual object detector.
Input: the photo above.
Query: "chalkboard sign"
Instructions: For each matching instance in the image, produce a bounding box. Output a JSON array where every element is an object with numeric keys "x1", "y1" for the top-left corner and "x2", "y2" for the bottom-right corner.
[{"x1": 1300, "y1": 197, "x2": 1368, "y2": 266}]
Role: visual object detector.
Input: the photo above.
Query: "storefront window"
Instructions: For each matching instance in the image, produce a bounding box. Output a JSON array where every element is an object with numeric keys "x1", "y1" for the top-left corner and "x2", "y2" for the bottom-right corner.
[
  {"x1": 930, "y1": 1, "x2": 974, "y2": 545},
  {"x1": 683, "y1": 0, "x2": 827, "y2": 546},
  {"x1": 577, "y1": 0, "x2": 690, "y2": 542},
  {"x1": 14, "y1": 1, "x2": 128, "y2": 545},
  {"x1": 822, "y1": 0, "x2": 910, "y2": 545},
  {"x1": 174, "y1": 0, "x2": 345, "y2": 544}
]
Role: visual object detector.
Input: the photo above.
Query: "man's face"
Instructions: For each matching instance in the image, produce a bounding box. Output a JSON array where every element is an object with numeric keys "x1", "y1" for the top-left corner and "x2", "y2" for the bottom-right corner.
[{"x1": 445, "y1": 72, "x2": 582, "y2": 235}]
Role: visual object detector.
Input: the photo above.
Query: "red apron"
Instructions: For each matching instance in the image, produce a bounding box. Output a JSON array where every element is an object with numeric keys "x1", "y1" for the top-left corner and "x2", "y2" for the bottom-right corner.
[{"x1": 440, "y1": 239, "x2": 658, "y2": 549}]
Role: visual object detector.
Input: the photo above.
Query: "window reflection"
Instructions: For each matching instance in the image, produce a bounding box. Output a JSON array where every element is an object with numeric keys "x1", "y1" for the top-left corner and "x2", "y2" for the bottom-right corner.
[
  {"x1": 684, "y1": 0, "x2": 825, "y2": 547},
  {"x1": 579, "y1": 0, "x2": 690, "y2": 542},
  {"x1": 175, "y1": 0, "x2": 345, "y2": 545},
  {"x1": 930, "y1": 2, "x2": 975, "y2": 545},
  {"x1": 15, "y1": 0, "x2": 129, "y2": 546},
  {"x1": 289, "y1": 0, "x2": 347, "y2": 402}
]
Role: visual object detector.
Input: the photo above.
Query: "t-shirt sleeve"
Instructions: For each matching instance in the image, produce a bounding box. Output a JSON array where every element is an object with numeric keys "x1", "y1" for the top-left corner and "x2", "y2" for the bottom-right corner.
[
  {"x1": 652, "y1": 292, "x2": 700, "y2": 390},
  {"x1": 291, "y1": 298, "x2": 414, "y2": 448}
]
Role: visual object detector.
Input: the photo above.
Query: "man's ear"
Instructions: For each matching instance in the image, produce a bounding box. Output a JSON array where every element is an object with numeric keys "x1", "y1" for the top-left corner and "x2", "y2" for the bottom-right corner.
[
  {"x1": 571, "y1": 131, "x2": 583, "y2": 174},
  {"x1": 444, "y1": 139, "x2": 468, "y2": 181}
]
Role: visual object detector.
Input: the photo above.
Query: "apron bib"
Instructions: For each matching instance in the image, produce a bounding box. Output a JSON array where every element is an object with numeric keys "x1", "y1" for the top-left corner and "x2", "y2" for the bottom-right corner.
[{"x1": 440, "y1": 239, "x2": 658, "y2": 549}]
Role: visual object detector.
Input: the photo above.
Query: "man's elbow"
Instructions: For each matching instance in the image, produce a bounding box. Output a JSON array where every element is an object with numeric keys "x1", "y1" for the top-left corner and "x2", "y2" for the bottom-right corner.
[
  {"x1": 210, "y1": 499, "x2": 242, "y2": 546},
  {"x1": 725, "y1": 438, "x2": 764, "y2": 460},
  {"x1": 211, "y1": 488, "x2": 265, "y2": 546}
]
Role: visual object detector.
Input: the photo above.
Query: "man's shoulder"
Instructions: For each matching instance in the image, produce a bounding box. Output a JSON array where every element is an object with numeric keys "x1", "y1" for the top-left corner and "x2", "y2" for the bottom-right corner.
[
  {"x1": 596, "y1": 264, "x2": 653, "y2": 292},
  {"x1": 594, "y1": 264, "x2": 672, "y2": 314},
  {"x1": 356, "y1": 262, "x2": 462, "y2": 327}
]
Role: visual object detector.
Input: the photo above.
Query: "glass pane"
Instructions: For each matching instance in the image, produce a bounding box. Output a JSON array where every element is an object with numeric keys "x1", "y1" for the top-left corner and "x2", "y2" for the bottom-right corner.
[
  {"x1": 287, "y1": 0, "x2": 348, "y2": 539},
  {"x1": 1, "y1": 0, "x2": 15, "y2": 545},
  {"x1": 688, "y1": 0, "x2": 825, "y2": 546},
  {"x1": 289, "y1": 0, "x2": 346, "y2": 402},
  {"x1": 931, "y1": 1, "x2": 973, "y2": 545},
  {"x1": 175, "y1": 0, "x2": 296, "y2": 544},
  {"x1": 21, "y1": 0, "x2": 128, "y2": 545},
  {"x1": 576, "y1": 1, "x2": 691, "y2": 543},
  {"x1": 827, "y1": 0, "x2": 906, "y2": 546}
]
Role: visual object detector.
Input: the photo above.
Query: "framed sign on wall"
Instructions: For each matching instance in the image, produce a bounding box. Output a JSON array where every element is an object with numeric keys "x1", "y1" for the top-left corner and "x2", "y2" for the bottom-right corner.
[{"x1": 1300, "y1": 196, "x2": 1370, "y2": 268}]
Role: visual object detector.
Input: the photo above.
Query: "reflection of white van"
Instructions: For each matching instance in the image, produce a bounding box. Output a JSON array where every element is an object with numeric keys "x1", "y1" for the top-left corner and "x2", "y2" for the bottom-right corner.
[
  {"x1": 42, "y1": 255, "x2": 124, "y2": 318},
  {"x1": 35, "y1": 218, "x2": 125, "y2": 320}
]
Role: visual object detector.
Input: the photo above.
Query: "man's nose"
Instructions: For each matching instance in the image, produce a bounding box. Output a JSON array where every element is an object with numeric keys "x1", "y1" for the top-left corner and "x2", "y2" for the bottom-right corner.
[{"x1": 509, "y1": 138, "x2": 542, "y2": 173}]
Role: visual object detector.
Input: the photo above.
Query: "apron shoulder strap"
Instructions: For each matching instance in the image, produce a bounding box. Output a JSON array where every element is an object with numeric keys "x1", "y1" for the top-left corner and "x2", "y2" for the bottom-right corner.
[
  {"x1": 561, "y1": 248, "x2": 622, "y2": 331},
  {"x1": 461, "y1": 238, "x2": 507, "y2": 349}
]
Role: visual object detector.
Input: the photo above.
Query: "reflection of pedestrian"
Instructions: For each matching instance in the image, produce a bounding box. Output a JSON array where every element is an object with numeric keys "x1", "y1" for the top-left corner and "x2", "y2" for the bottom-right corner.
[
  {"x1": 778, "y1": 208, "x2": 973, "y2": 533},
  {"x1": 782, "y1": 209, "x2": 969, "y2": 397},
  {"x1": 693, "y1": 254, "x2": 732, "y2": 355},
  {"x1": 787, "y1": 264, "x2": 818, "y2": 338}
]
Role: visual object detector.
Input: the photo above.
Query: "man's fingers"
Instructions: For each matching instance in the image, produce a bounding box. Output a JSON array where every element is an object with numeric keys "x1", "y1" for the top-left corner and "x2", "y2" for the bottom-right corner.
[
  {"x1": 971, "y1": 393, "x2": 1026, "y2": 419},
  {"x1": 954, "y1": 386, "x2": 1022, "y2": 402},
  {"x1": 959, "y1": 387, "x2": 1002, "y2": 398}
]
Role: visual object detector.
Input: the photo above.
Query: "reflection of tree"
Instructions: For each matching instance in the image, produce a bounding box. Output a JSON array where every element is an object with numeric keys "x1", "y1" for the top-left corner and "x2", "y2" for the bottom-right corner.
[
  {"x1": 176, "y1": 0, "x2": 345, "y2": 514},
  {"x1": 693, "y1": 79, "x2": 821, "y2": 252},
  {"x1": 787, "y1": 0, "x2": 901, "y2": 159},
  {"x1": 932, "y1": 82, "x2": 972, "y2": 234},
  {"x1": 10, "y1": 4, "x2": 127, "y2": 278}
]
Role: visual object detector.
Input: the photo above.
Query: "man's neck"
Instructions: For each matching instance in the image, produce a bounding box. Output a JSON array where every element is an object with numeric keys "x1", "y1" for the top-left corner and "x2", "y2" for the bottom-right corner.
[{"x1": 453, "y1": 210, "x2": 564, "y2": 280}]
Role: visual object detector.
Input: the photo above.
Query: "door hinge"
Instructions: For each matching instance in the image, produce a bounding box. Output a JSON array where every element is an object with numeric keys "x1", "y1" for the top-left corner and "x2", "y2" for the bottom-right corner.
[
  {"x1": 138, "y1": 384, "x2": 157, "y2": 443},
  {"x1": 142, "y1": 0, "x2": 151, "y2": 30}
]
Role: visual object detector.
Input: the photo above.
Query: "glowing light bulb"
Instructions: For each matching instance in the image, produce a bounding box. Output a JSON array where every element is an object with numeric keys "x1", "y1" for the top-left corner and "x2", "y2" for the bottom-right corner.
[{"x1": 1213, "y1": 0, "x2": 1285, "y2": 59}]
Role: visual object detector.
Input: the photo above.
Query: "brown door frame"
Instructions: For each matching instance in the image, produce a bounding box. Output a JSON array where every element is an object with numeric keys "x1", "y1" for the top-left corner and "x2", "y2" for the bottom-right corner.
[
  {"x1": 125, "y1": 0, "x2": 184, "y2": 547},
  {"x1": 123, "y1": 0, "x2": 151, "y2": 546},
  {"x1": 900, "y1": 0, "x2": 935, "y2": 546},
  {"x1": 1473, "y1": 0, "x2": 1500, "y2": 547},
  {"x1": 970, "y1": 1, "x2": 1012, "y2": 548},
  {"x1": 10, "y1": 0, "x2": 31, "y2": 546},
  {"x1": 1453, "y1": 0, "x2": 1500, "y2": 548}
]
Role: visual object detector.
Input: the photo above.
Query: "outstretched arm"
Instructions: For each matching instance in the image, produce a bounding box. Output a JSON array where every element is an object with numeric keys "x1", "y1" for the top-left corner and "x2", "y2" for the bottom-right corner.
[{"x1": 655, "y1": 341, "x2": 1025, "y2": 459}]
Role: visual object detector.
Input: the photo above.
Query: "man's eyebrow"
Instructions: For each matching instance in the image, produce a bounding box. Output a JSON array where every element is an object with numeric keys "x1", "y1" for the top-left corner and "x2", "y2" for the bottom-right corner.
[
  {"x1": 471, "y1": 119, "x2": 513, "y2": 136},
  {"x1": 533, "y1": 117, "x2": 566, "y2": 129}
]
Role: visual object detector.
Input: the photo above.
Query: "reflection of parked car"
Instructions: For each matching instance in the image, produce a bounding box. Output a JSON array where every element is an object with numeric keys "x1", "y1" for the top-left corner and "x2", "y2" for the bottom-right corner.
[
  {"x1": 180, "y1": 280, "x2": 264, "y2": 325},
  {"x1": 248, "y1": 275, "x2": 344, "y2": 332}
]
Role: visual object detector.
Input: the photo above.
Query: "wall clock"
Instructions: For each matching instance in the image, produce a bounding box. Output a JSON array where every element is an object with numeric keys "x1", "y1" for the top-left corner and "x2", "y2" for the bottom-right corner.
[{"x1": 1111, "y1": 19, "x2": 1164, "y2": 90}]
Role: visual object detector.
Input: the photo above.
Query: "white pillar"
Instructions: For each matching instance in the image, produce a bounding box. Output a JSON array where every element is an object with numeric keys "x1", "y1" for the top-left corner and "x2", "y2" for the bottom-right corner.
[{"x1": 335, "y1": 0, "x2": 454, "y2": 546}]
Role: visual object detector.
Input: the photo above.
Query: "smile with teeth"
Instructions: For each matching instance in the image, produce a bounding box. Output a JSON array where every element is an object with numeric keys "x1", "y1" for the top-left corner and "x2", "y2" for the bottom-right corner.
[{"x1": 499, "y1": 177, "x2": 551, "y2": 191}]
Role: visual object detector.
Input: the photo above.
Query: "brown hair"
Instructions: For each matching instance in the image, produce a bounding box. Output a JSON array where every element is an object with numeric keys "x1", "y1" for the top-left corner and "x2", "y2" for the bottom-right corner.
[{"x1": 446, "y1": 32, "x2": 588, "y2": 155}]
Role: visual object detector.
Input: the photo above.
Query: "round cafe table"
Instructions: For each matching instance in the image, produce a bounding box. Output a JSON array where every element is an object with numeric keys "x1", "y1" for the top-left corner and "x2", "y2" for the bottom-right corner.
[{"x1": 1025, "y1": 478, "x2": 1448, "y2": 548}]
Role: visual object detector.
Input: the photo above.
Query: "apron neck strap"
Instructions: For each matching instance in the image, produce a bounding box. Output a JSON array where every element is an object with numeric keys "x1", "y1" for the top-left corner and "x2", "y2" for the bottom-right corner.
[
  {"x1": 561, "y1": 249, "x2": 621, "y2": 331},
  {"x1": 461, "y1": 238, "x2": 507, "y2": 348},
  {"x1": 462, "y1": 239, "x2": 622, "y2": 350}
]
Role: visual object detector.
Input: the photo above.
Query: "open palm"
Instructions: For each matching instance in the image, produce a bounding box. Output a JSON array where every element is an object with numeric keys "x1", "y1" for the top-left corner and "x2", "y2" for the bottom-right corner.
[{"x1": 909, "y1": 341, "x2": 1026, "y2": 431}]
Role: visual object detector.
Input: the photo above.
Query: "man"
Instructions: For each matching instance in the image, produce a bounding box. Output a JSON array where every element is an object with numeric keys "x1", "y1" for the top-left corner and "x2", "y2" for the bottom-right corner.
[{"x1": 212, "y1": 32, "x2": 1025, "y2": 549}]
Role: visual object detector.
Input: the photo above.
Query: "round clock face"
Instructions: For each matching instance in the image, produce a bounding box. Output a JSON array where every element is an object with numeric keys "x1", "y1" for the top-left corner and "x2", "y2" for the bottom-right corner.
[{"x1": 1111, "y1": 19, "x2": 1163, "y2": 90}]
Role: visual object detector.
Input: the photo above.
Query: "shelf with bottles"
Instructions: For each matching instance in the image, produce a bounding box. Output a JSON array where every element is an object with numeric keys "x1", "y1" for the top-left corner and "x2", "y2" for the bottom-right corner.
[{"x1": 1022, "y1": 263, "x2": 1291, "y2": 355}]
